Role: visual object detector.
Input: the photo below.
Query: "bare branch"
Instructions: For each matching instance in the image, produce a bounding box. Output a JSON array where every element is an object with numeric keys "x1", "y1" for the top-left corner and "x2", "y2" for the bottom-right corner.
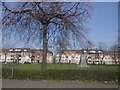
[{"x1": 2, "y1": 2, "x2": 31, "y2": 13}]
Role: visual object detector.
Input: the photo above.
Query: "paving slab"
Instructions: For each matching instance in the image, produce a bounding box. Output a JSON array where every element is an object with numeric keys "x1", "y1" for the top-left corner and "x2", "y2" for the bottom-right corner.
[{"x1": 2, "y1": 80, "x2": 118, "y2": 88}]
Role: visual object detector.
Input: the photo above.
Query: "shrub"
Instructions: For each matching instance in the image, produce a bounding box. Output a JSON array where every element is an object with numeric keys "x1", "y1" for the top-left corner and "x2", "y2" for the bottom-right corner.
[{"x1": 2, "y1": 68, "x2": 118, "y2": 82}]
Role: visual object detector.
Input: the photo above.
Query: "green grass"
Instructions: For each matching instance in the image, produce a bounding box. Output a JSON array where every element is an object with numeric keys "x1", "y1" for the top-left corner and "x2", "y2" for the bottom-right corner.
[
  {"x1": 2, "y1": 64, "x2": 119, "y2": 82},
  {"x1": 3, "y1": 64, "x2": 119, "y2": 72},
  {"x1": 3, "y1": 64, "x2": 79, "y2": 71}
]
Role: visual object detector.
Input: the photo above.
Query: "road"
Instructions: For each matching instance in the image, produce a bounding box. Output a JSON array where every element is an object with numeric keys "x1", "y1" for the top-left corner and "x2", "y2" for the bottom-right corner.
[{"x1": 2, "y1": 79, "x2": 118, "y2": 88}]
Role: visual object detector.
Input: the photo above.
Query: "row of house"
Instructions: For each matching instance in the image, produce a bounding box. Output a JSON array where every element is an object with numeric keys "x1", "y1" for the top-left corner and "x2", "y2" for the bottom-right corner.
[
  {"x1": 0, "y1": 48, "x2": 119, "y2": 65},
  {"x1": 56, "y1": 49, "x2": 119, "y2": 65},
  {"x1": 0, "y1": 48, "x2": 53, "y2": 64}
]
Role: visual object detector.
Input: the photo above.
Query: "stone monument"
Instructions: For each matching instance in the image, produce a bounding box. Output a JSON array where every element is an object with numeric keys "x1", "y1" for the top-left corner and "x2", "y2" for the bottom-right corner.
[{"x1": 78, "y1": 50, "x2": 89, "y2": 68}]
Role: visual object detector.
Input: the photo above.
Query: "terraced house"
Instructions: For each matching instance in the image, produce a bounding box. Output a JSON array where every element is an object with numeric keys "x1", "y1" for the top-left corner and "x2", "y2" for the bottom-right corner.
[
  {"x1": 56, "y1": 50, "x2": 82, "y2": 64},
  {"x1": 0, "y1": 48, "x2": 53, "y2": 64},
  {"x1": 0, "y1": 48, "x2": 119, "y2": 65},
  {"x1": 56, "y1": 49, "x2": 119, "y2": 65},
  {"x1": 31, "y1": 49, "x2": 53, "y2": 63}
]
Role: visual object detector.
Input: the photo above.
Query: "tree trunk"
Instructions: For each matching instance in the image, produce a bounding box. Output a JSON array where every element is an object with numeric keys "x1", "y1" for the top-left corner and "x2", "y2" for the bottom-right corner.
[
  {"x1": 59, "y1": 54, "x2": 61, "y2": 64},
  {"x1": 42, "y1": 24, "x2": 48, "y2": 72},
  {"x1": 114, "y1": 51, "x2": 117, "y2": 64},
  {"x1": 5, "y1": 54, "x2": 6, "y2": 62}
]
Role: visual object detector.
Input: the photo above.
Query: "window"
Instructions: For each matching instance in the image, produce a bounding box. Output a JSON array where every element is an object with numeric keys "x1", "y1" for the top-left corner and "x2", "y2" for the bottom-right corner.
[
  {"x1": 72, "y1": 57, "x2": 74, "y2": 58},
  {"x1": 32, "y1": 55, "x2": 35, "y2": 57},
  {"x1": 95, "y1": 61, "x2": 99, "y2": 62},
  {"x1": 88, "y1": 57, "x2": 91, "y2": 59},
  {"x1": 18, "y1": 55, "x2": 21, "y2": 57},
  {"x1": 24, "y1": 49, "x2": 27, "y2": 51},
  {"x1": 11, "y1": 55, "x2": 14, "y2": 57},
  {"x1": 90, "y1": 51, "x2": 96, "y2": 53},
  {"x1": 15, "y1": 49, "x2": 21, "y2": 51},
  {"x1": 9, "y1": 49, "x2": 13, "y2": 51},
  {"x1": 76, "y1": 57, "x2": 78, "y2": 58}
]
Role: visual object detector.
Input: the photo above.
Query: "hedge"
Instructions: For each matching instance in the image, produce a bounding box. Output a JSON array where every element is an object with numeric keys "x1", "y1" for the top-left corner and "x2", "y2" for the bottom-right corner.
[{"x1": 2, "y1": 67, "x2": 119, "y2": 82}]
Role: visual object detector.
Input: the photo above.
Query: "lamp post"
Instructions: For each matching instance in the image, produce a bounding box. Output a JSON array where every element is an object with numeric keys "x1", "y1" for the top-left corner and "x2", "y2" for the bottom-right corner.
[
  {"x1": 5, "y1": 53, "x2": 6, "y2": 62},
  {"x1": 98, "y1": 50, "x2": 100, "y2": 81}
]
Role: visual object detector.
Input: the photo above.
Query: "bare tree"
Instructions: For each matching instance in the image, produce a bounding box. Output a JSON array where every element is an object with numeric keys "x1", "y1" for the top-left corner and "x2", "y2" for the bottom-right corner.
[
  {"x1": 109, "y1": 43, "x2": 118, "y2": 64},
  {"x1": 56, "y1": 37, "x2": 68, "y2": 64},
  {"x1": 2, "y1": 2, "x2": 92, "y2": 72},
  {"x1": 83, "y1": 40, "x2": 94, "y2": 49},
  {"x1": 97, "y1": 42, "x2": 108, "y2": 51}
]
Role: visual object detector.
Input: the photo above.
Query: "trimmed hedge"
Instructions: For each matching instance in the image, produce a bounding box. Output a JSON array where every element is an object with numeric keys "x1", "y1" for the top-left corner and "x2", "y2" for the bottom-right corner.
[{"x1": 2, "y1": 68, "x2": 119, "y2": 82}]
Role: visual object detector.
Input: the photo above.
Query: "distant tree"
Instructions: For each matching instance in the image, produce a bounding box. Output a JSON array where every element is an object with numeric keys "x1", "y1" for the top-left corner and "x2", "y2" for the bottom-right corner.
[
  {"x1": 2, "y1": 2, "x2": 92, "y2": 72},
  {"x1": 109, "y1": 43, "x2": 118, "y2": 64},
  {"x1": 56, "y1": 37, "x2": 68, "y2": 64},
  {"x1": 52, "y1": 56, "x2": 56, "y2": 64},
  {"x1": 109, "y1": 44, "x2": 118, "y2": 51},
  {"x1": 97, "y1": 42, "x2": 108, "y2": 51},
  {"x1": 84, "y1": 41, "x2": 94, "y2": 50}
]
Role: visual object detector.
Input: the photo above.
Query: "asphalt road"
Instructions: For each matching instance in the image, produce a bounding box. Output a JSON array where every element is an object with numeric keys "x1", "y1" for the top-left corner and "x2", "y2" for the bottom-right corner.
[{"x1": 2, "y1": 79, "x2": 118, "y2": 88}]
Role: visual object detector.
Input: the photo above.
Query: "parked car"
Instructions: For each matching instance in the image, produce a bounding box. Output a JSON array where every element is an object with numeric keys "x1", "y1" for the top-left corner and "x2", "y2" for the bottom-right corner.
[{"x1": 24, "y1": 62, "x2": 31, "y2": 64}]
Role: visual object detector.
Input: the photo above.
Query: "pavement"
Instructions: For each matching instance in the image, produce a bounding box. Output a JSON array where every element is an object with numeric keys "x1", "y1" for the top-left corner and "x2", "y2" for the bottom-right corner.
[{"x1": 2, "y1": 79, "x2": 118, "y2": 88}]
